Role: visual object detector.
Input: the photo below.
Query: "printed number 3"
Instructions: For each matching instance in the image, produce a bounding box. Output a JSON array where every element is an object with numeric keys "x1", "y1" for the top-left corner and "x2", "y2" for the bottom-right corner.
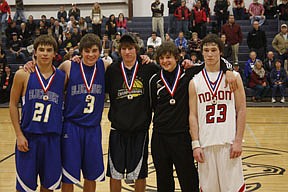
[
  {"x1": 84, "y1": 95, "x2": 95, "y2": 114},
  {"x1": 206, "y1": 104, "x2": 227, "y2": 124},
  {"x1": 32, "y1": 103, "x2": 51, "y2": 122}
]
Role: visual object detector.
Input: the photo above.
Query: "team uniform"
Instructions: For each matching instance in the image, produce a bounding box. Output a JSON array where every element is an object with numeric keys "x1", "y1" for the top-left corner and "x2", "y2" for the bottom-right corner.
[
  {"x1": 149, "y1": 64, "x2": 202, "y2": 192},
  {"x1": 16, "y1": 67, "x2": 65, "y2": 192},
  {"x1": 105, "y1": 57, "x2": 159, "y2": 180},
  {"x1": 193, "y1": 69, "x2": 245, "y2": 192},
  {"x1": 62, "y1": 60, "x2": 105, "y2": 183}
]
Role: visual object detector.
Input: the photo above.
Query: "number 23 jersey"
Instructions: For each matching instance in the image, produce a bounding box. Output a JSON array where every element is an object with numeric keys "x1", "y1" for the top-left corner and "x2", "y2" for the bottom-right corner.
[{"x1": 193, "y1": 70, "x2": 238, "y2": 148}]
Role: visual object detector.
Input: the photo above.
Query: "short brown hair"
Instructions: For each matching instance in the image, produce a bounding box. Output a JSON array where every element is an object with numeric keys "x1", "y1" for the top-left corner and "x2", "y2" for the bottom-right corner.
[
  {"x1": 79, "y1": 33, "x2": 101, "y2": 54},
  {"x1": 155, "y1": 41, "x2": 180, "y2": 64},
  {"x1": 33, "y1": 34, "x2": 58, "y2": 52},
  {"x1": 119, "y1": 34, "x2": 140, "y2": 52},
  {"x1": 201, "y1": 34, "x2": 224, "y2": 53}
]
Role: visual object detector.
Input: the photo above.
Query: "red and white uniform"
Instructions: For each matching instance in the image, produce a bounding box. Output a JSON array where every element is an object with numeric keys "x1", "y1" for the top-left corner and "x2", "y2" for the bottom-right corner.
[{"x1": 193, "y1": 69, "x2": 245, "y2": 192}]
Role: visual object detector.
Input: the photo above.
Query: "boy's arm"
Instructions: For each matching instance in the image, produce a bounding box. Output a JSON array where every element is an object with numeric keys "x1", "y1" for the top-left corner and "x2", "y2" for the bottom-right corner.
[
  {"x1": 9, "y1": 70, "x2": 29, "y2": 152},
  {"x1": 188, "y1": 80, "x2": 205, "y2": 163},
  {"x1": 231, "y1": 74, "x2": 246, "y2": 159}
]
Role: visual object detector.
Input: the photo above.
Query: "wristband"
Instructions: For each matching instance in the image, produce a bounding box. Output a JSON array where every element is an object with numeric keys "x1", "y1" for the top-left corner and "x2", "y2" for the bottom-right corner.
[{"x1": 192, "y1": 140, "x2": 200, "y2": 150}]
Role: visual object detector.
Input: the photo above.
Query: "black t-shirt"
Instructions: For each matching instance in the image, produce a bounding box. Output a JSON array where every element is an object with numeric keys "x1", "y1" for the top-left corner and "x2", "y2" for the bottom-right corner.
[{"x1": 105, "y1": 58, "x2": 159, "y2": 133}]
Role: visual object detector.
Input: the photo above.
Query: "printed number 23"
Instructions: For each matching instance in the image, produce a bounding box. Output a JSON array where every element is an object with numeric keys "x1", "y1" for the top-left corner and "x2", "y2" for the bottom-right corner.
[{"x1": 206, "y1": 104, "x2": 227, "y2": 124}]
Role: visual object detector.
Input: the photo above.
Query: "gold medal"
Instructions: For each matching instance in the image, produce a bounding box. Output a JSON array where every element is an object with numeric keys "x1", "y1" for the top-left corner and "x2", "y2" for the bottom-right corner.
[
  {"x1": 127, "y1": 94, "x2": 133, "y2": 100},
  {"x1": 43, "y1": 94, "x2": 49, "y2": 101},
  {"x1": 86, "y1": 94, "x2": 92, "y2": 100},
  {"x1": 170, "y1": 98, "x2": 176, "y2": 105}
]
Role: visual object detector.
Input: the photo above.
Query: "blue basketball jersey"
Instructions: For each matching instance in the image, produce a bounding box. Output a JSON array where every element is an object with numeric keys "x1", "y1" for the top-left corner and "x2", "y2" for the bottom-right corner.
[
  {"x1": 21, "y1": 68, "x2": 65, "y2": 135},
  {"x1": 64, "y1": 60, "x2": 105, "y2": 127}
]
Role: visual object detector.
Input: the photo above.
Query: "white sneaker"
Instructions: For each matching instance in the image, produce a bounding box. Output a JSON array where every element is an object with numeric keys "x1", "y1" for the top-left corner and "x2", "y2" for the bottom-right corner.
[
  {"x1": 272, "y1": 98, "x2": 276, "y2": 103},
  {"x1": 280, "y1": 97, "x2": 285, "y2": 103}
]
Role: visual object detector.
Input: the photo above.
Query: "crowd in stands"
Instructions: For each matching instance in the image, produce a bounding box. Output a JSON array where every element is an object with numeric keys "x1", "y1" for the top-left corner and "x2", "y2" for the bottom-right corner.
[{"x1": 1, "y1": 0, "x2": 288, "y2": 104}]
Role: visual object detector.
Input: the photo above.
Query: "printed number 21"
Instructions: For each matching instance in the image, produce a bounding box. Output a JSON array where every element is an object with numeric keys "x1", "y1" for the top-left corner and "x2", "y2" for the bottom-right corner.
[
  {"x1": 206, "y1": 104, "x2": 227, "y2": 124},
  {"x1": 32, "y1": 103, "x2": 51, "y2": 123}
]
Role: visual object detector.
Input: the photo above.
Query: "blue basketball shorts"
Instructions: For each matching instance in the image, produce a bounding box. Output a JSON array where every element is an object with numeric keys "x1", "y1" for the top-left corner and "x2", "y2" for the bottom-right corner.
[
  {"x1": 61, "y1": 121, "x2": 105, "y2": 183},
  {"x1": 15, "y1": 134, "x2": 62, "y2": 192}
]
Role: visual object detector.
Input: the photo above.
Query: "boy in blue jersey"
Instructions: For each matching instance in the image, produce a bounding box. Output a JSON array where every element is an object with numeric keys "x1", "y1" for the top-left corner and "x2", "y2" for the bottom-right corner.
[
  {"x1": 58, "y1": 33, "x2": 106, "y2": 192},
  {"x1": 10, "y1": 35, "x2": 67, "y2": 192}
]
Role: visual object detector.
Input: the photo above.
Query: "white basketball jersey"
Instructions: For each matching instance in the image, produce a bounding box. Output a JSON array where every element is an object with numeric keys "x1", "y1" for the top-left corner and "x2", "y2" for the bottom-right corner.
[{"x1": 193, "y1": 69, "x2": 239, "y2": 148}]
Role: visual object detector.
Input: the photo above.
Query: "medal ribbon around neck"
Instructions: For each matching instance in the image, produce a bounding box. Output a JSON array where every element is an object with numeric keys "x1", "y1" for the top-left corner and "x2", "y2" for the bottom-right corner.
[
  {"x1": 202, "y1": 68, "x2": 224, "y2": 98},
  {"x1": 160, "y1": 65, "x2": 182, "y2": 97},
  {"x1": 80, "y1": 61, "x2": 97, "y2": 94},
  {"x1": 35, "y1": 65, "x2": 56, "y2": 95},
  {"x1": 120, "y1": 61, "x2": 139, "y2": 93}
]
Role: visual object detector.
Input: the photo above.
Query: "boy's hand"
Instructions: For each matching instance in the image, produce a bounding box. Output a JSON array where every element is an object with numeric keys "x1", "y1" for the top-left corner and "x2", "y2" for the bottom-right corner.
[
  {"x1": 23, "y1": 60, "x2": 36, "y2": 73},
  {"x1": 140, "y1": 55, "x2": 152, "y2": 64},
  {"x1": 71, "y1": 55, "x2": 81, "y2": 63},
  {"x1": 17, "y1": 135, "x2": 29, "y2": 152}
]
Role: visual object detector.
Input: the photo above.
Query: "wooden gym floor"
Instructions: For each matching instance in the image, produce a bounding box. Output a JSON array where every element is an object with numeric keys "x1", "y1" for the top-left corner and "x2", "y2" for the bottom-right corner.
[{"x1": 0, "y1": 107, "x2": 287, "y2": 192}]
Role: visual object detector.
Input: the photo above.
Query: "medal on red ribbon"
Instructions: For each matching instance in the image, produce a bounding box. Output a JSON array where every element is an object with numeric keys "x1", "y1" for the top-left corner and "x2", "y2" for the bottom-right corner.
[
  {"x1": 202, "y1": 68, "x2": 224, "y2": 105},
  {"x1": 120, "y1": 61, "x2": 139, "y2": 100},
  {"x1": 80, "y1": 61, "x2": 97, "y2": 99},
  {"x1": 160, "y1": 65, "x2": 181, "y2": 105},
  {"x1": 35, "y1": 65, "x2": 56, "y2": 101}
]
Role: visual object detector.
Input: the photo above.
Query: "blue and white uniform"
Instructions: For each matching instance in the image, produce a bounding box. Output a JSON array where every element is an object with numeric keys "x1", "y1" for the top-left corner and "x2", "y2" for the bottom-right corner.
[
  {"x1": 62, "y1": 60, "x2": 105, "y2": 183},
  {"x1": 16, "y1": 68, "x2": 65, "y2": 192}
]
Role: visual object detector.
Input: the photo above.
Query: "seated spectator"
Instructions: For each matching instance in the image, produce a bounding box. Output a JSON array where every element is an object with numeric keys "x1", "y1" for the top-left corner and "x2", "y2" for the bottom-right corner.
[
  {"x1": 106, "y1": 14, "x2": 117, "y2": 40},
  {"x1": 78, "y1": 17, "x2": 88, "y2": 36},
  {"x1": 175, "y1": 31, "x2": 188, "y2": 51},
  {"x1": 59, "y1": 31, "x2": 78, "y2": 57},
  {"x1": 101, "y1": 33, "x2": 112, "y2": 57},
  {"x1": 135, "y1": 33, "x2": 145, "y2": 55},
  {"x1": 53, "y1": 52, "x2": 63, "y2": 67},
  {"x1": 164, "y1": 33, "x2": 174, "y2": 42},
  {"x1": 174, "y1": 0, "x2": 191, "y2": 34},
  {"x1": 39, "y1": 20, "x2": 48, "y2": 35},
  {"x1": 188, "y1": 32, "x2": 202, "y2": 60},
  {"x1": 57, "y1": 5, "x2": 67, "y2": 21},
  {"x1": 26, "y1": 15, "x2": 36, "y2": 37},
  {"x1": 220, "y1": 33, "x2": 232, "y2": 61},
  {"x1": 248, "y1": 59, "x2": 270, "y2": 102},
  {"x1": 101, "y1": 50, "x2": 113, "y2": 67},
  {"x1": 263, "y1": 51, "x2": 276, "y2": 85},
  {"x1": 147, "y1": 31, "x2": 162, "y2": 49},
  {"x1": 69, "y1": 3, "x2": 80, "y2": 20},
  {"x1": 9, "y1": 32, "x2": 26, "y2": 62},
  {"x1": 248, "y1": 0, "x2": 266, "y2": 26},
  {"x1": 116, "y1": 13, "x2": 128, "y2": 35},
  {"x1": 272, "y1": 24, "x2": 288, "y2": 68},
  {"x1": 270, "y1": 59, "x2": 287, "y2": 103},
  {"x1": 191, "y1": 0, "x2": 208, "y2": 39},
  {"x1": 0, "y1": 43, "x2": 7, "y2": 77},
  {"x1": 179, "y1": 48, "x2": 190, "y2": 61},
  {"x1": 233, "y1": 62, "x2": 245, "y2": 86},
  {"x1": 111, "y1": 32, "x2": 121, "y2": 61},
  {"x1": 277, "y1": 0, "x2": 288, "y2": 22},
  {"x1": 146, "y1": 45, "x2": 156, "y2": 62},
  {"x1": 67, "y1": 15, "x2": 77, "y2": 32},
  {"x1": 214, "y1": 0, "x2": 230, "y2": 33},
  {"x1": 59, "y1": 16, "x2": 68, "y2": 32},
  {"x1": 190, "y1": 52, "x2": 201, "y2": 64},
  {"x1": 233, "y1": 0, "x2": 245, "y2": 20},
  {"x1": 40, "y1": 15, "x2": 49, "y2": 28},
  {"x1": 244, "y1": 51, "x2": 258, "y2": 85},
  {"x1": 0, "y1": 65, "x2": 14, "y2": 104},
  {"x1": 19, "y1": 22, "x2": 30, "y2": 47},
  {"x1": 52, "y1": 20, "x2": 63, "y2": 43},
  {"x1": 71, "y1": 27, "x2": 82, "y2": 45},
  {"x1": 49, "y1": 17, "x2": 56, "y2": 29},
  {"x1": 263, "y1": 0, "x2": 277, "y2": 19},
  {"x1": 5, "y1": 21, "x2": 19, "y2": 43}
]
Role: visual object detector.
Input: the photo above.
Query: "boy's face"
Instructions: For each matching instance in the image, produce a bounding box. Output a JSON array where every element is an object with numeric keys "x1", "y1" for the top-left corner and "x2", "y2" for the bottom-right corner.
[
  {"x1": 81, "y1": 45, "x2": 100, "y2": 66},
  {"x1": 120, "y1": 44, "x2": 137, "y2": 64},
  {"x1": 34, "y1": 45, "x2": 56, "y2": 66},
  {"x1": 202, "y1": 43, "x2": 221, "y2": 67},
  {"x1": 159, "y1": 52, "x2": 177, "y2": 72}
]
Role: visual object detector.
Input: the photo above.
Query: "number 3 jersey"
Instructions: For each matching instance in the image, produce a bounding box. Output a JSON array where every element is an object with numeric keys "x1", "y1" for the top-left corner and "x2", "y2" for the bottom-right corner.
[
  {"x1": 193, "y1": 69, "x2": 238, "y2": 148},
  {"x1": 21, "y1": 69, "x2": 65, "y2": 135},
  {"x1": 64, "y1": 60, "x2": 105, "y2": 128}
]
